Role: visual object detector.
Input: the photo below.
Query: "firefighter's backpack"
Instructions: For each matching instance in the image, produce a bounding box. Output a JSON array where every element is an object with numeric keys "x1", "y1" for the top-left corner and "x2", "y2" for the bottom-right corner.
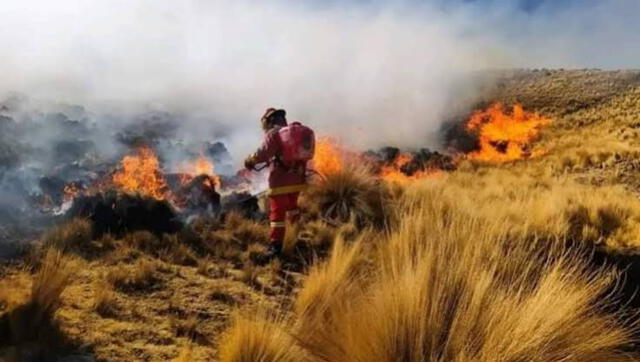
[{"x1": 278, "y1": 122, "x2": 315, "y2": 164}]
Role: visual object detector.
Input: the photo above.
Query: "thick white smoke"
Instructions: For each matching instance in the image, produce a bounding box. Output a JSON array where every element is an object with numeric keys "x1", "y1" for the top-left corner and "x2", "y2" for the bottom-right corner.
[{"x1": 1, "y1": 0, "x2": 639, "y2": 161}]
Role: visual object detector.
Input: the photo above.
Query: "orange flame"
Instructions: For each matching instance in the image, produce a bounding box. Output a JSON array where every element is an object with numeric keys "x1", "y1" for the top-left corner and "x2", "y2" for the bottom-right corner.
[
  {"x1": 63, "y1": 182, "x2": 81, "y2": 202},
  {"x1": 466, "y1": 103, "x2": 551, "y2": 163},
  {"x1": 311, "y1": 138, "x2": 442, "y2": 183},
  {"x1": 378, "y1": 152, "x2": 442, "y2": 184},
  {"x1": 312, "y1": 138, "x2": 345, "y2": 176},
  {"x1": 179, "y1": 154, "x2": 221, "y2": 189},
  {"x1": 112, "y1": 146, "x2": 168, "y2": 199}
]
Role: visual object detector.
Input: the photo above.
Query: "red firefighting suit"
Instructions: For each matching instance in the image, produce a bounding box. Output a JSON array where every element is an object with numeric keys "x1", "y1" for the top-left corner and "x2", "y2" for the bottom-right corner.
[{"x1": 248, "y1": 124, "x2": 307, "y2": 244}]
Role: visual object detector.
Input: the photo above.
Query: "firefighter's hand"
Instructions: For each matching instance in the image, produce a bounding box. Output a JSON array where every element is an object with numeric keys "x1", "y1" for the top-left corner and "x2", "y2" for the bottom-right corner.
[{"x1": 244, "y1": 156, "x2": 257, "y2": 170}]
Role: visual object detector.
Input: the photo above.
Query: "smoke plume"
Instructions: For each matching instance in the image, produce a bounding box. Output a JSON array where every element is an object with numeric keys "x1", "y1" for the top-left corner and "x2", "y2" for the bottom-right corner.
[{"x1": 0, "y1": 0, "x2": 639, "y2": 158}]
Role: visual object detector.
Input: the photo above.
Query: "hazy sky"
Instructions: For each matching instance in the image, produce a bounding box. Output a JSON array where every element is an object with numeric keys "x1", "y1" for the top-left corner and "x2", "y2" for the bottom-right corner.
[{"x1": 0, "y1": 0, "x2": 638, "y2": 154}]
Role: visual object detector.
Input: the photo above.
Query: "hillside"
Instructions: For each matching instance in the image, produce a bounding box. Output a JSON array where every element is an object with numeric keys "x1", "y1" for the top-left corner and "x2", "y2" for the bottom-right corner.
[{"x1": 3, "y1": 69, "x2": 640, "y2": 361}]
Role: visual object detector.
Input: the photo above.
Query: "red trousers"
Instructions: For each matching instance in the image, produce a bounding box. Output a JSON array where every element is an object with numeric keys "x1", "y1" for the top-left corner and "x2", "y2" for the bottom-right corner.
[{"x1": 269, "y1": 192, "x2": 300, "y2": 244}]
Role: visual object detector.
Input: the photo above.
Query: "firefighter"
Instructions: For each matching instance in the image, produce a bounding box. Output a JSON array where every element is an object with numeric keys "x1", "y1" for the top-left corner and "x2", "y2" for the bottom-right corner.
[{"x1": 244, "y1": 108, "x2": 315, "y2": 263}]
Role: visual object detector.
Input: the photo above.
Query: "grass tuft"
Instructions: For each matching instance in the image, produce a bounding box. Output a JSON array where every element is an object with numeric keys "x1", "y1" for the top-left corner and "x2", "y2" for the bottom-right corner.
[
  {"x1": 106, "y1": 258, "x2": 161, "y2": 293},
  {"x1": 42, "y1": 218, "x2": 92, "y2": 253},
  {"x1": 303, "y1": 164, "x2": 390, "y2": 228},
  {"x1": 218, "y1": 315, "x2": 309, "y2": 362},
  {"x1": 0, "y1": 249, "x2": 77, "y2": 346},
  {"x1": 93, "y1": 277, "x2": 119, "y2": 318}
]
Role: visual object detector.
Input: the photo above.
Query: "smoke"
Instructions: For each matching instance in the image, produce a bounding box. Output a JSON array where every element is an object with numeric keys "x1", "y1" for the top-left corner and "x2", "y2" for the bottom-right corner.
[
  {"x1": 0, "y1": 0, "x2": 639, "y2": 158},
  {"x1": 0, "y1": 0, "x2": 638, "y2": 248}
]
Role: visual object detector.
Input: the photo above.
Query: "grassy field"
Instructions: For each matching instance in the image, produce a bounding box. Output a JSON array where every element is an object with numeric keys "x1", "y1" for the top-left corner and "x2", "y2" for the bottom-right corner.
[{"x1": 3, "y1": 69, "x2": 640, "y2": 361}]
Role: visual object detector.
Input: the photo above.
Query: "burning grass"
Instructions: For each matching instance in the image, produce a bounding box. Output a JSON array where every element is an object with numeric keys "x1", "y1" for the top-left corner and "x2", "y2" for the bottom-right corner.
[
  {"x1": 312, "y1": 137, "x2": 346, "y2": 177},
  {"x1": 112, "y1": 146, "x2": 169, "y2": 200},
  {"x1": 466, "y1": 103, "x2": 551, "y2": 163}
]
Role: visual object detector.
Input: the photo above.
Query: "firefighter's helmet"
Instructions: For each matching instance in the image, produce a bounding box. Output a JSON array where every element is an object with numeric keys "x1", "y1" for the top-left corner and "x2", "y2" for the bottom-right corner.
[{"x1": 261, "y1": 108, "x2": 287, "y2": 131}]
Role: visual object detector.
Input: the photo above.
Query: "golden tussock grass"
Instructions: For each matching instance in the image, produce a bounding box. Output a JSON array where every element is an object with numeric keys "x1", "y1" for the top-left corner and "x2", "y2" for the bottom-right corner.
[
  {"x1": 303, "y1": 165, "x2": 391, "y2": 228},
  {"x1": 220, "y1": 182, "x2": 637, "y2": 361},
  {"x1": 224, "y1": 211, "x2": 270, "y2": 246},
  {"x1": 171, "y1": 314, "x2": 209, "y2": 345},
  {"x1": 106, "y1": 258, "x2": 160, "y2": 292},
  {"x1": 296, "y1": 220, "x2": 336, "y2": 250},
  {"x1": 164, "y1": 241, "x2": 198, "y2": 266},
  {"x1": 173, "y1": 344, "x2": 194, "y2": 362},
  {"x1": 405, "y1": 169, "x2": 640, "y2": 251},
  {"x1": 219, "y1": 314, "x2": 310, "y2": 362},
  {"x1": 183, "y1": 211, "x2": 271, "y2": 265},
  {"x1": 93, "y1": 277, "x2": 119, "y2": 318},
  {"x1": 123, "y1": 230, "x2": 162, "y2": 252},
  {"x1": 0, "y1": 248, "x2": 78, "y2": 346},
  {"x1": 196, "y1": 256, "x2": 215, "y2": 276}
]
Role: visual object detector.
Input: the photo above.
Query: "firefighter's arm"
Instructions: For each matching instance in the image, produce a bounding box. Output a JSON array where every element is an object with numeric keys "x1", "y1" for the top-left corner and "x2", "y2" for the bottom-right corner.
[{"x1": 245, "y1": 130, "x2": 279, "y2": 170}]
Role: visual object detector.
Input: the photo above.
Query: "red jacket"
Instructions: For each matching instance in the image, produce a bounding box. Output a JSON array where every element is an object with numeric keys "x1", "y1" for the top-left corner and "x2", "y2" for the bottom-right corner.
[{"x1": 250, "y1": 125, "x2": 307, "y2": 195}]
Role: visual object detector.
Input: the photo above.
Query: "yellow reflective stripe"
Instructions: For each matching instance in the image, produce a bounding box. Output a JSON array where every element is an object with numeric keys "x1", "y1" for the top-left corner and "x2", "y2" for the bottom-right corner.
[
  {"x1": 268, "y1": 184, "x2": 307, "y2": 196},
  {"x1": 270, "y1": 221, "x2": 286, "y2": 228}
]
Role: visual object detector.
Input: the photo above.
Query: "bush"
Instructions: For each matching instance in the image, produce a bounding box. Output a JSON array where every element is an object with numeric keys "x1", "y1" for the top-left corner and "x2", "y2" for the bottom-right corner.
[{"x1": 303, "y1": 165, "x2": 390, "y2": 228}]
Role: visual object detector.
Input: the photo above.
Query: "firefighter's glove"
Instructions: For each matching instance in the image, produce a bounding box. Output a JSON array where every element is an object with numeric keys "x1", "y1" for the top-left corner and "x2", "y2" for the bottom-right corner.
[{"x1": 244, "y1": 155, "x2": 257, "y2": 171}]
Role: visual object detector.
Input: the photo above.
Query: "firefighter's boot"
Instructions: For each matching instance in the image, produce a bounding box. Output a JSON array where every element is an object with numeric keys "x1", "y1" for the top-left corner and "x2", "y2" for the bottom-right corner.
[{"x1": 256, "y1": 242, "x2": 283, "y2": 265}]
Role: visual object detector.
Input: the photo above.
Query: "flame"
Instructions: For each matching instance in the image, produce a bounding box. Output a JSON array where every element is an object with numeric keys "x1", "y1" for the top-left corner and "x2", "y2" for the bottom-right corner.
[
  {"x1": 378, "y1": 152, "x2": 442, "y2": 184},
  {"x1": 466, "y1": 103, "x2": 551, "y2": 163},
  {"x1": 112, "y1": 146, "x2": 168, "y2": 199},
  {"x1": 312, "y1": 138, "x2": 345, "y2": 176},
  {"x1": 63, "y1": 182, "x2": 81, "y2": 202},
  {"x1": 179, "y1": 154, "x2": 222, "y2": 189},
  {"x1": 311, "y1": 138, "x2": 443, "y2": 184}
]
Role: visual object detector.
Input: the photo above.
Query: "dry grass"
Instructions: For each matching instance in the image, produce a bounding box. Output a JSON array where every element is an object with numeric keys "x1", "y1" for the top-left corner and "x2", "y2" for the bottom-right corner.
[
  {"x1": 41, "y1": 218, "x2": 92, "y2": 253},
  {"x1": 219, "y1": 315, "x2": 310, "y2": 362},
  {"x1": 296, "y1": 220, "x2": 336, "y2": 250},
  {"x1": 124, "y1": 230, "x2": 163, "y2": 252},
  {"x1": 403, "y1": 168, "x2": 640, "y2": 251},
  {"x1": 173, "y1": 344, "x2": 194, "y2": 362},
  {"x1": 220, "y1": 190, "x2": 637, "y2": 361},
  {"x1": 180, "y1": 211, "x2": 270, "y2": 267},
  {"x1": 481, "y1": 69, "x2": 640, "y2": 196},
  {"x1": 93, "y1": 277, "x2": 119, "y2": 318},
  {"x1": 306, "y1": 198, "x2": 633, "y2": 362},
  {"x1": 303, "y1": 164, "x2": 391, "y2": 228},
  {"x1": 0, "y1": 249, "x2": 77, "y2": 346},
  {"x1": 224, "y1": 211, "x2": 270, "y2": 247},
  {"x1": 196, "y1": 256, "x2": 214, "y2": 276},
  {"x1": 171, "y1": 314, "x2": 209, "y2": 345},
  {"x1": 106, "y1": 258, "x2": 160, "y2": 292},
  {"x1": 163, "y1": 240, "x2": 198, "y2": 266},
  {"x1": 478, "y1": 69, "x2": 640, "y2": 118}
]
